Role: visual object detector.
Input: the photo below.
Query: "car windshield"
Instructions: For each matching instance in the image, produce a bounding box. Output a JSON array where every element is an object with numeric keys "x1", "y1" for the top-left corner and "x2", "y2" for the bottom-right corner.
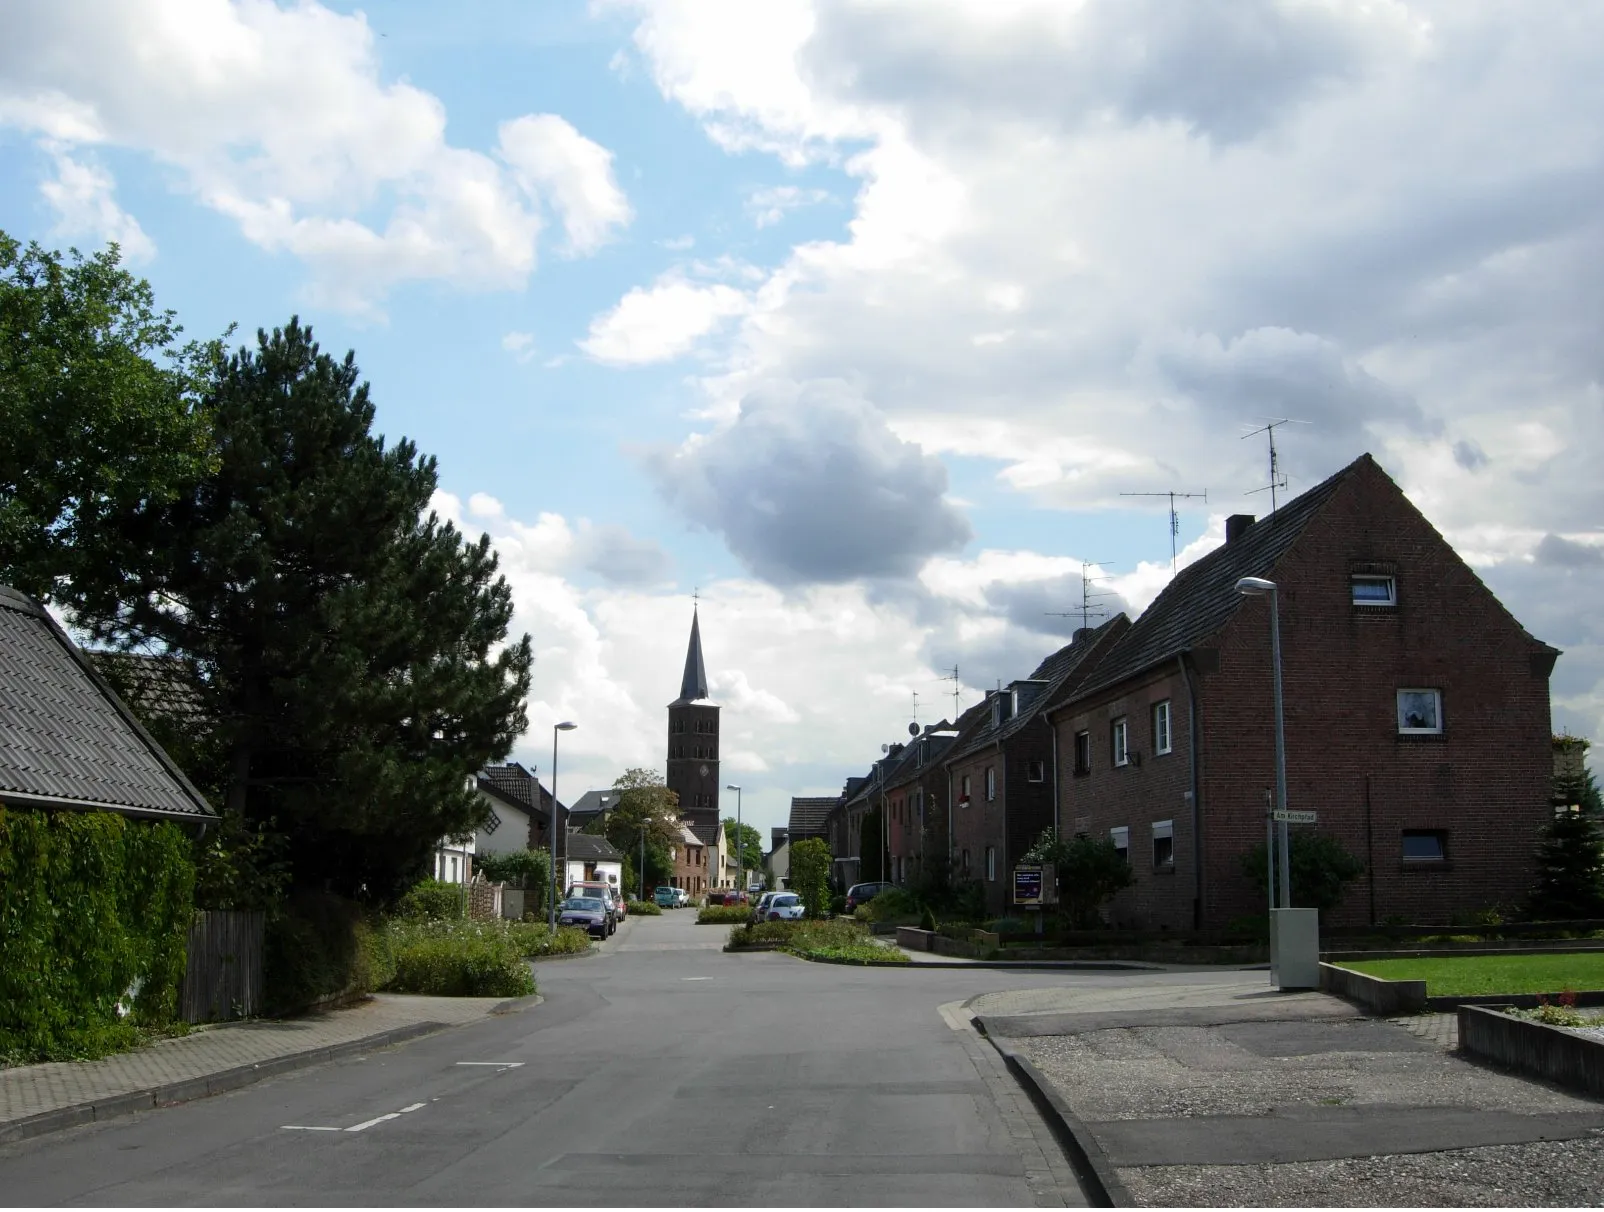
[{"x1": 563, "y1": 898, "x2": 603, "y2": 912}]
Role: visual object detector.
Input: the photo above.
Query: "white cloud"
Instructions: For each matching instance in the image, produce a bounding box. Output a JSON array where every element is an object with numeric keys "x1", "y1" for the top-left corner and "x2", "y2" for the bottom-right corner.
[
  {"x1": 501, "y1": 331, "x2": 537, "y2": 363},
  {"x1": 580, "y1": 274, "x2": 750, "y2": 364},
  {"x1": 0, "y1": 0, "x2": 628, "y2": 312},
  {"x1": 39, "y1": 146, "x2": 155, "y2": 262},
  {"x1": 746, "y1": 184, "x2": 830, "y2": 228}
]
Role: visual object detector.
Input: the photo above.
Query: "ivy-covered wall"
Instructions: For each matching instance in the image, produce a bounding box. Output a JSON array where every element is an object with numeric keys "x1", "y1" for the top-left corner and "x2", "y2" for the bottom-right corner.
[{"x1": 0, "y1": 805, "x2": 195, "y2": 1062}]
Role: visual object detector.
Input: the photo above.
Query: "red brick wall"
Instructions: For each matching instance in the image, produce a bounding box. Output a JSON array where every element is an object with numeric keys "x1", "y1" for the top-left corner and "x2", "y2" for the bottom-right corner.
[{"x1": 947, "y1": 748, "x2": 1004, "y2": 913}]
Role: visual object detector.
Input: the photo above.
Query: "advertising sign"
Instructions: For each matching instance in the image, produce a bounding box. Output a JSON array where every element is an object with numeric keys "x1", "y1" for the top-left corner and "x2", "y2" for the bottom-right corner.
[{"x1": 1013, "y1": 864, "x2": 1057, "y2": 906}]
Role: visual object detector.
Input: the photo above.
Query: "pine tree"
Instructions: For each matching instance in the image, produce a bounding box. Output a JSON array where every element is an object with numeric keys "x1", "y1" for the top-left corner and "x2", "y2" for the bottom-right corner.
[
  {"x1": 1528, "y1": 753, "x2": 1604, "y2": 921},
  {"x1": 75, "y1": 319, "x2": 531, "y2": 900}
]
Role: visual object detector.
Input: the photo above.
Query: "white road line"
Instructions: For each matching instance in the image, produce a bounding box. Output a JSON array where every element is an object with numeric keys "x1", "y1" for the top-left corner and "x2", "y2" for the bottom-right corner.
[
  {"x1": 682, "y1": 976, "x2": 712, "y2": 981},
  {"x1": 345, "y1": 1112, "x2": 401, "y2": 1133},
  {"x1": 280, "y1": 1125, "x2": 340, "y2": 1131},
  {"x1": 455, "y1": 1061, "x2": 525, "y2": 1067},
  {"x1": 400, "y1": 1102, "x2": 426, "y2": 1113}
]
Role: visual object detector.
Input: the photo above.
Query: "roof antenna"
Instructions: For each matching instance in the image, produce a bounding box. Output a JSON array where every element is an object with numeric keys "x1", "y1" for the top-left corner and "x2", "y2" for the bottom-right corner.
[
  {"x1": 911, "y1": 688, "x2": 920, "y2": 728},
  {"x1": 942, "y1": 665, "x2": 960, "y2": 720},
  {"x1": 1120, "y1": 491, "x2": 1207, "y2": 577},
  {"x1": 1046, "y1": 559, "x2": 1115, "y2": 630},
  {"x1": 1242, "y1": 419, "x2": 1309, "y2": 512}
]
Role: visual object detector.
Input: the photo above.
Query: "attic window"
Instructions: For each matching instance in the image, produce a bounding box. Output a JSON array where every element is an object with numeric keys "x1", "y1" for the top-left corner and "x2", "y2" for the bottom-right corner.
[{"x1": 1352, "y1": 575, "x2": 1397, "y2": 607}]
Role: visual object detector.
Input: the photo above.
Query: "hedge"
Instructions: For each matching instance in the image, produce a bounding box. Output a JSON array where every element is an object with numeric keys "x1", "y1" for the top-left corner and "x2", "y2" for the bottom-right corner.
[{"x1": 0, "y1": 806, "x2": 195, "y2": 1063}]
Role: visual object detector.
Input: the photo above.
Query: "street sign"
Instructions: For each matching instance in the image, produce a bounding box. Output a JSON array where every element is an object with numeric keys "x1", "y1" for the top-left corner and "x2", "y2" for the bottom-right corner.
[{"x1": 1272, "y1": 810, "x2": 1318, "y2": 823}]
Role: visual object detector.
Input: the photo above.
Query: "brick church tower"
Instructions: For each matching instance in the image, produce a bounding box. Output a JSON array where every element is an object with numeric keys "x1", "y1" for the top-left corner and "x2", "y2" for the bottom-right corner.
[{"x1": 666, "y1": 607, "x2": 720, "y2": 834}]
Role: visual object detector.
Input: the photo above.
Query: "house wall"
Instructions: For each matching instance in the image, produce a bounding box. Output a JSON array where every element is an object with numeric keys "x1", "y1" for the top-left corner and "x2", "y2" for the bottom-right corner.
[
  {"x1": 947, "y1": 746, "x2": 1006, "y2": 915},
  {"x1": 474, "y1": 793, "x2": 530, "y2": 856}
]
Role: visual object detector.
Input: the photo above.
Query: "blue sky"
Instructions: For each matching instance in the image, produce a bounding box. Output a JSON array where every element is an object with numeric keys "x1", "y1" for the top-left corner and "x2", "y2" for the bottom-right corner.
[{"x1": 4, "y1": 1, "x2": 1601, "y2": 840}]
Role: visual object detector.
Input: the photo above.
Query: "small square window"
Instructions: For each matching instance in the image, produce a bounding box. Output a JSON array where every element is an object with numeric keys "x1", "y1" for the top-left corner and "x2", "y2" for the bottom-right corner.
[
  {"x1": 1026, "y1": 759, "x2": 1046, "y2": 783},
  {"x1": 1112, "y1": 717, "x2": 1129, "y2": 767},
  {"x1": 1402, "y1": 830, "x2": 1447, "y2": 862},
  {"x1": 1152, "y1": 819, "x2": 1174, "y2": 868},
  {"x1": 1153, "y1": 701, "x2": 1172, "y2": 756},
  {"x1": 1353, "y1": 575, "x2": 1397, "y2": 606},
  {"x1": 1074, "y1": 730, "x2": 1091, "y2": 775},
  {"x1": 1110, "y1": 825, "x2": 1129, "y2": 864},
  {"x1": 1397, "y1": 689, "x2": 1443, "y2": 735}
]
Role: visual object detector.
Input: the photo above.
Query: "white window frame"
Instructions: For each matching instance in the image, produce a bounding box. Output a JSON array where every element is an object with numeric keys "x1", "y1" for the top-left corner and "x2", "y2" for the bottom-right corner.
[
  {"x1": 985, "y1": 846, "x2": 997, "y2": 882},
  {"x1": 985, "y1": 766, "x2": 997, "y2": 801},
  {"x1": 1353, "y1": 575, "x2": 1397, "y2": 607},
  {"x1": 1026, "y1": 759, "x2": 1046, "y2": 783},
  {"x1": 1153, "y1": 700, "x2": 1172, "y2": 756},
  {"x1": 1109, "y1": 826, "x2": 1130, "y2": 863},
  {"x1": 1151, "y1": 819, "x2": 1174, "y2": 868},
  {"x1": 1112, "y1": 717, "x2": 1129, "y2": 767},
  {"x1": 1397, "y1": 688, "x2": 1443, "y2": 735}
]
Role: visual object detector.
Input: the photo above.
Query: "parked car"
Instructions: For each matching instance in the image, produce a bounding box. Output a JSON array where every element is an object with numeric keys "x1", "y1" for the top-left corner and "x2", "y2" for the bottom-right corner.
[
  {"x1": 707, "y1": 889, "x2": 727, "y2": 906},
  {"x1": 558, "y1": 896, "x2": 611, "y2": 939},
  {"x1": 672, "y1": 887, "x2": 690, "y2": 908},
  {"x1": 723, "y1": 889, "x2": 748, "y2": 905},
  {"x1": 566, "y1": 883, "x2": 617, "y2": 933},
  {"x1": 750, "y1": 891, "x2": 779, "y2": 922},
  {"x1": 844, "y1": 881, "x2": 893, "y2": 914},
  {"x1": 654, "y1": 886, "x2": 678, "y2": 908},
  {"x1": 765, "y1": 892, "x2": 805, "y2": 921}
]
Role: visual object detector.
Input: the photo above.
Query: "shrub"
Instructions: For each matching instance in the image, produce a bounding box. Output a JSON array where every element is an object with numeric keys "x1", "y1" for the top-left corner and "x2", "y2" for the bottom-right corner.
[
  {"x1": 986, "y1": 917, "x2": 1028, "y2": 934},
  {"x1": 919, "y1": 904, "x2": 938, "y2": 932},
  {"x1": 789, "y1": 838, "x2": 832, "y2": 919},
  {"x1": 472, "y1": 848, "x2": 551, "y2": 891},
  {"x1": 1022, "y1": 831, "x2": 1134, "y2": 928},
  {"x1": 627, "y1": 900, "x2": 662, "y2": 916},
  {"x1": 698, "y1": 904, "x2": 751, "y2": 924},
  {"x1": 1527, "y1": 806, "x2": 1604, "y2": 921},
  {"x1": 1238, "y1": 831, "x2": 1365, "y2": 914},
  {"x1": 726, "y1": 918, "x2": 908, "y2": 964},
  {"x1": 396, "y1": 878, "x2": 466, "y2": 920},
  {"x1": 264, "y1": 890, "x2": 374, "y2": 1016},
  {"x1": 830, "y1": 893, "x2": 847, "y2": 916},
  {"x1": 867, "y1": 886, "x2": 921, "y2": 923},
  {"x1": 0, "y1": 808, "x2": 196, "y2": 1063},
  {"x1": 387, "y1": 932, "x2": 533, "y2": 998}
]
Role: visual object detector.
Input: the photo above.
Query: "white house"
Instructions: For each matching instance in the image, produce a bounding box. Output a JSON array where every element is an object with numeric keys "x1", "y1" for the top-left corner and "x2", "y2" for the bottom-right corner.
[{"x1": 562, "y1": 830, "x2": 624, "y2": 896}]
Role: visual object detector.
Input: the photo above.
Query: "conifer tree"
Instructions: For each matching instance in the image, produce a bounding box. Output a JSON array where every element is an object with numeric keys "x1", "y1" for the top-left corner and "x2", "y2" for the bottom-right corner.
[{"x1": 1528, "y1": 749, "x2": 1604, "y2": 920}]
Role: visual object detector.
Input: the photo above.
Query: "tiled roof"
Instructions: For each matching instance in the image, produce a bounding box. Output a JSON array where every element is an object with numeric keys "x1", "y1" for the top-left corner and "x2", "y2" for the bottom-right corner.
[
  {"x1": 788, "y1": 795, "x2": 837, "y2": 838},
  {"x1": 568, "y1": 788, "x2": 618, "y2": 821},
  {"x1": 478, "y1": 763, "x2": 557, "y2": 823},
  {"x1": 0, "y1": 586, "x2": 214, "y2": 820},
  {"x1": 678, "y1": 822, "x2": 704, "y2": 848},
  {"x1": 1068, "y1": 458, "x2": 1360, "y2": 702},
  {"x1": 564, "y1": 830, "x2": 623, "y2": 861},
  {"x1": 91, "y1": 651, "x2": 211, "y2": 734},
  {"x1": 683, "y1": 811, "x2": 722, "y2": 848}
]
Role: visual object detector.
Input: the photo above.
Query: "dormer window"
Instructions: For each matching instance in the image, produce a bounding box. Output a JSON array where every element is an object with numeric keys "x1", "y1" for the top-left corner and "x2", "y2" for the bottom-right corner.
[{"x1": 1352, "y1": 575, "x2": 1397, "y2": 607}]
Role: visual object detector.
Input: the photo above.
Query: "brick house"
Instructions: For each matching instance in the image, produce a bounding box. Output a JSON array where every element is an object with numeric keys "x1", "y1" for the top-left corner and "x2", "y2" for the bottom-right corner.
[
  {"x1": 943, "y1": 618, "x2": 1128, "y2": 916},
  {"x1": 669, "y1": 821, "x2": 708, "y2": 896},
  {"x1": 881, "y1": 723, "x2": 963, "y2": 887},
  {"x1": 1049, "y1": 453, "x2": 1559, "y2": 930}
]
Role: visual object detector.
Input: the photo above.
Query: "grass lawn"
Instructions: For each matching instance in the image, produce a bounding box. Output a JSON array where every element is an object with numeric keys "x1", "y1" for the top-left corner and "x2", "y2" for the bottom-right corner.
[{"x1": 1342, "y1": 952, "x2": 1604, "y2": 996}]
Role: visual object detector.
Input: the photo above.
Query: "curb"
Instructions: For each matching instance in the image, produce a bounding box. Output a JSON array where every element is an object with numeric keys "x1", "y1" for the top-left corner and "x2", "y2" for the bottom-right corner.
[
  {"x1": 0, "y1": 1020, "x2": 449, "y2": 1147},
  {"x1": 975, "y1": 1019, "x2": 1132, "y2": 1208},
  {"x1": 490, "y1": 992, "x2": 545, "y2": 1015},
  {"x1": 528, "y1": 945, "x2": 601, "y2": 962}
]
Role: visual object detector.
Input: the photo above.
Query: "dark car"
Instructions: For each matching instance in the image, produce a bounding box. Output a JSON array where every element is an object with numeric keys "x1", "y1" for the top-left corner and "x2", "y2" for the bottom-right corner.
[
  {"x1": 558, "y1": 896, "x2": 611, "y2": 939},
  {"x1": 845, "y1": 881, "x2": 892, "y2": 914}
]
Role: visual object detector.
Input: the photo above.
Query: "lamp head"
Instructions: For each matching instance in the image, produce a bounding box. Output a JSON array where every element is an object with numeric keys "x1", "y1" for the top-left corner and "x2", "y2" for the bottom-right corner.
[
  {"x1": 555, "y1": 720, "x2": 578, "y2": 731},
  {"x1": 726, "y1": 784, "x2": 741, "y2": 791},
  {"x1": 1235, "y1": 576, "x2": 1277, "y2": 596}
]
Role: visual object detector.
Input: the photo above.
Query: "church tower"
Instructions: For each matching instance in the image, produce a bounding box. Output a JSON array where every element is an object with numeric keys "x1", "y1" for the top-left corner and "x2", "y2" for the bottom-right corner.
[{"x1": 665, "y1": 606, "x2": 720, "y2": 820}]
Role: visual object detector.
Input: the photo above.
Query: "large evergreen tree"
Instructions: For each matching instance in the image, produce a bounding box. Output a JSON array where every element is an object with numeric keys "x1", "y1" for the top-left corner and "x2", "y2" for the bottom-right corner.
[
  {"x1": 1528, "y1": 747, "x2": 1604, "y2": 920},
  {"x1": 74, "y1": 319, "x2": 532, "y2": 900}
]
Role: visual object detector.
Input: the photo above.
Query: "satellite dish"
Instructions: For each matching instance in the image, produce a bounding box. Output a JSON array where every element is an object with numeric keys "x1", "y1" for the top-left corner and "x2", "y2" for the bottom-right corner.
[
  {"x1": 908, "y1": 722, "x2": 920, "y2": 736},
  {"x1": 881, "y1": 743, "x2": 890, "y2": 754}
]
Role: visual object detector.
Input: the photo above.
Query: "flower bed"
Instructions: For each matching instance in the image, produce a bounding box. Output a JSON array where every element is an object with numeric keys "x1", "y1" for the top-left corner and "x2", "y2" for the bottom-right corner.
[{"x1": 727, "y1": 919, "x2": 909, "y2": 964}]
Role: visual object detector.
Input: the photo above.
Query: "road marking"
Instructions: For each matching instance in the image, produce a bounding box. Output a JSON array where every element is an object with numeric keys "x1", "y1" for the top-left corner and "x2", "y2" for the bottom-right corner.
[
  {"x1": 400, "y1": 1102, "x2": 426, "y2": 1113},
  {"x1": 682, "y1": 976, "x2": 712, "y2": 981},
  {"x1": 346, "y1": 1112, "x2": 401, "y2": 1132},
  {"x1": 455, "y1": 1061, "x2": 525, "y2": 1067},
  {"x1": 281, "y1": 1125, "x2": 340, "y2": 1131}
]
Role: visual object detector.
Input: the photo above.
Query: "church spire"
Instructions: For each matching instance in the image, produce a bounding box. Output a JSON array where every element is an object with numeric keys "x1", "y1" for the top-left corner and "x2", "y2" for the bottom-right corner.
[{"x1": 677, "y1": 606, "x2": 709, "y2": 703}]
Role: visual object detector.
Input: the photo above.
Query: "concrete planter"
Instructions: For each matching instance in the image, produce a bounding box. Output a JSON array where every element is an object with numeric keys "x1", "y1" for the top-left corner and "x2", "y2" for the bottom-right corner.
[
  {"x1": 1319, "y1": 961, "x2": 1428, "y2": 1014},
  {"x1": 1458, "y1": 1005, "x2": 1604, "y2": 1098},
  {"x1": 895, "y1": 926, "x2": 934, "y2": 951}
]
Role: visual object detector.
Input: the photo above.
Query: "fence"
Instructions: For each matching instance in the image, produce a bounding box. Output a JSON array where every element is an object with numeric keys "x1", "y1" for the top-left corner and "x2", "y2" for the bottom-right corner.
[{"x1": 178, "y1": 909, "x2": 265, "y2": 1023}]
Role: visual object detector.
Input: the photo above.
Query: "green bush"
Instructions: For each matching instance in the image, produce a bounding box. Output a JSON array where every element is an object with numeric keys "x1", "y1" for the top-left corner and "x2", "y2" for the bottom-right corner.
[
  {"x1": 627, "y1": 899, "x2": 662, "y2": 916},
  {"x1": 264, "y1": 891, "x2": 375, "y2": 1016},
  {"x1": 726, "y1": 918, "x2": 908, "y2": 964},
  {"x1": 830, "y1": 893, "x2": 848, "y2": 916},
  {"x1": 387, "y1": 932, "x2": 533, "y2": 998},
  {"x1": 867, "y1": 886, "x2": 921, "y2": 922},
  {"x1": 789, "y1": 837, "x2": 832, "y2": 919},
  {"x1": 0, "y1": 807, "x2": 195, "y2": 1063},
  {"x1": 986, "y1": 917, "x2": 1028, "y2": 934},
  {"x1": 698, "y1": 904, "x2": 751, "y2": 924},
  {"x1": 396, "y1": 878, "x2": 466, "y2": 920},
  {"x1": 472, "y1": 848, "x2": 551, "y2": 891},
  {"x1": 1239, "y1": 831, "x2": 1365, "y2": 914},
  {"x1": 919, "y1": 904, "x2": 938, "y2": 932}
]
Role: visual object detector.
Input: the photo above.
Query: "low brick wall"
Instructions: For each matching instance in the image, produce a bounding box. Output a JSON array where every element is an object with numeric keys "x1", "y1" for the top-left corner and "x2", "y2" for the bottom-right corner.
[
  {"x1": 895, "y1": 926, "x2": 933, "y2": 951},
  {"x1": 1319, "y1": 962, "x2": 1427, "y2": 1014},
  {"x1": 1459, "y1": 1005, "x2": 1604, "y2": 1098}
]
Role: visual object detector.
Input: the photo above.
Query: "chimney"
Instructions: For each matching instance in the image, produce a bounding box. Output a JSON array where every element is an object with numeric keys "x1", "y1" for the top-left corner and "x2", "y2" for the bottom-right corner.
[
  {"x1": 1072, "y1": 626, "x2": 1092, "y2": 644},
  {"x1": 1226, "y1": 514, "x2": 1256, "y2": 544}
]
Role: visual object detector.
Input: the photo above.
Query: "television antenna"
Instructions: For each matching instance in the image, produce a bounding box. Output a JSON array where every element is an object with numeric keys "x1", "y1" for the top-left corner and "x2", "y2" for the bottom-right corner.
[
  {"x1": 1242, "y1": 419, "x2": 1309, "y2": 512},
  {"x1": 941, "y1": 665, "x2": 960, "y2": 720},
  {"x1": 1120, "y1": 490, "x2": 1207, "y2": 576},
  {"x1": 911, "y1": 688, "x2": 920, "y2": 727},
  {"x1": 1045, "y1": 560, "x2": 1116, "y2": 631}
]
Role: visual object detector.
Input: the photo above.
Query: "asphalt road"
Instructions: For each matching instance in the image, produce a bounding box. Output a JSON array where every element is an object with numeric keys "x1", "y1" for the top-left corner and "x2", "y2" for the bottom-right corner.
[{"x1": 0, "y1": 911, "x2": 1107, "y2": 1207}]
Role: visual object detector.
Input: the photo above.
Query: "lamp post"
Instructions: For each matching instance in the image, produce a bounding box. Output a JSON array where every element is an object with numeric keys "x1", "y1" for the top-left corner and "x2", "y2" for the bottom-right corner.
[
  {"x1": 726, "y1": 784, "x2": 742, "y2": 894},
  {"x1": 1235, "y1": 577, "x2": 1290, "y2": 910},
  {"x1": 547, "y1": 721, "x2": 577, "y2": 931}
]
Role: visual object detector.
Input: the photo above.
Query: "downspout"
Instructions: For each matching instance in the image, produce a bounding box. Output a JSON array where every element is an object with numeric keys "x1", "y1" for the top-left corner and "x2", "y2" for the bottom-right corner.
[
  {"x1": 1364, "y1": 772, "x2": 1376, "y2": 926},
  {"x1": 946, "y1": 762, "x2": 954, "y2": 873},
  {"x1": 1179, "y1": 653, "x2": 1203, "y2": 931},
  {"x1": 1046, "y1": 713, "x2": 1059, "y2": 840}
]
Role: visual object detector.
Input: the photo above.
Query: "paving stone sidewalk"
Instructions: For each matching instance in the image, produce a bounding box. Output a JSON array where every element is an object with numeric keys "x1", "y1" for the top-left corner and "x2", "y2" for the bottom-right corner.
[{"x1": 0, "y1": 992, "x2": 518, "y2": 1137}]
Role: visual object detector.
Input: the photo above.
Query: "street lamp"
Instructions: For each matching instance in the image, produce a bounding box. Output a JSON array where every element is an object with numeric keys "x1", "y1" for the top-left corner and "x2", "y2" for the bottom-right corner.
[
  {"x1": 726, "y1": 784, "x2": 742, "y2": 894},
  {"x1": 1235, "y1": 577, "x2": 1290, "y2": 910},
  {"x1": 547, "y1": 721, "x2": 577, "y2": 931}
]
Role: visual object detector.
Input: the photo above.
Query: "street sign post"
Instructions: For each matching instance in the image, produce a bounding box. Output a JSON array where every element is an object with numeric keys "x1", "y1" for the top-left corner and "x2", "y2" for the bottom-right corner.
[{"x1": 1272, "y1": 810, "x2": 1318, "y2": 824}]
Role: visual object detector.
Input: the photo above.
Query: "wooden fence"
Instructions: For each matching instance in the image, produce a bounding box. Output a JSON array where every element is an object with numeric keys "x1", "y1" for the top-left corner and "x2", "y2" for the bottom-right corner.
[{"x1": 179, "y1": 909, "x2": 265, "y2": 1023}]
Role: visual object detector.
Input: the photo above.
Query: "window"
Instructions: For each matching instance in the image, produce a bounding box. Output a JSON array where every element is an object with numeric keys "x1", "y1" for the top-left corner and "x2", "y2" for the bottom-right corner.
[
  {"x1": 1151, "y1": 819, "x2": 1174, "y2": 868},
  {"x1": 1026, "y1": 759, "x2": 1046, "y2": 783},
  {"x1": 1112, "y1": 717, "x2": 1129, "y2": 767},
  {"x1": 483, "y1": 809, "x2": 502, "y2": 836},
  {"x1": 1074, "y1": 730, "x2": 1091, "y2": 775},
  {"x1": 985, "y1": 766, "x2": 997, "y2": 801},
  {"x1": 961, "y1": 848, "x2": 971, "y2": 872},
  {"x1": 1153, "y1": 700, "x2": 1172, "y2": 756},
  {"x1": 1402, "y1": 830, "x2": 1447, "y2": 862},
  {"x1": 961, "y1": 774, "x2": 972, "y2": 803},
  {"x1": 1352, "y1": 575, "x2": 1397, "y2": 607},
  {"x1": 1397, "y1": 689, "x2": 1443, "y2": 735},
  {"x1": 985, "y1": 846, "x2": 997, "y2": 882},
  {"x1": 1109, "y1": 826, "x2": 1129, "y2": 864}
]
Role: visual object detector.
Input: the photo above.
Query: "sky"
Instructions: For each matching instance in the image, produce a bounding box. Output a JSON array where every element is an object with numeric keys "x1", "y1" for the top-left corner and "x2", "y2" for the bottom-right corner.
[{"x1": 3, "y1": 0, "x2": 1602, "y2": 843}]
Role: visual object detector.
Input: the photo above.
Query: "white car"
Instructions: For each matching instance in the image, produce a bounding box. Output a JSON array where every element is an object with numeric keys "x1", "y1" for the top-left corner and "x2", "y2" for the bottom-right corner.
[{"x1": 763, "y1": 892, "x2": 805, "y2": 921}]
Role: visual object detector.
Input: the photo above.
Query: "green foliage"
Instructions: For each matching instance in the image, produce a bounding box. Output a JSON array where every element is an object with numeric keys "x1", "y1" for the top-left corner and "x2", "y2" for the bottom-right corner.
[
  {"x1": 1344, "y1": 952, "x2": 1604, "y2": 997},
  {"x1": 722, "y1": 816, "x2": 763, "y2": 876},
  {"x1": 697, "y1": 904, "x2": 751, "y2": 924},
  {"x1": 866, "y1": 886, "x2": 922, "y2": 923},
  {"x1": 727, "y1": 918, "x2": 908, "y2": 964},
  {"x1": 1023, "y1": 831, "x2": 1135, "y2": 927},
  {"x1": 1238, "y1": 831, "x2": 1365, "y2": 914},
  {"x1": 0, "y1": 807, "x2": 195, "y2": 1063},
  {"x1": 69, "y1": 318, "x2": 532, "y2": 903},
  {"x1": 0, "y1": 232, "x2": 222, "y2": 600},
  {"x1": 902, "y1": 854, "x2": 985, "y2": 922},
  {"x1": 987, "y1": 917, "x2": 1028, "y2": 934},
  {"x1": 789, "y1": 837, "x2": 832, "y2": 919},
  {"x1": 1527, "y1": 756, "x2": 1604, "y2": 920},
  {"x1": 472, "y1": 848, "x2": 551, "y2": 891},
  {"x1": 190, "y1": 812, "x2": 290, "y2": 911},
  {"x1": 627, "y1": 899, "x2": 662, "y2": 916},
  {"x1": 919, "y1": 904, "x2": 938, "y2": 932},
  {"x1": 262, "y1": 891, "x2": 376, "y2": 1016},
  {"x1": 384, "y1": 921, "x2": 534, "y2": 998},
  {"x1": 396, "y1": 878, "x2": 466, "y2": 920}
]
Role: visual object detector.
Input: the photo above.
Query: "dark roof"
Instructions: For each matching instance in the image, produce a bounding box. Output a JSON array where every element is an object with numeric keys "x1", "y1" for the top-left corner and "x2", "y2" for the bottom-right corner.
[
  {"x1": 568, "y1": 788, "x2": 618, "y2": 822},
  {"x1": 479, "y1": 763, "x2": 557, "y2": 822},
  {"x1": 0, "y1": 586, "x2": 215, "y2": 820},
  {"x1": 788, "y1": 795, "x2": 837, "y2": 839},
  {"x1": 672, "y1": 607, "x2": 710, "y2": 705},
  {"x1": 564, "y1": 830, "x2": 623, "y2": 861},
  {"x1": 681, "y1": 809, "x2": 722, "y2": 848},
  {"x1": 946, "y1": 615, "x2": 1128, "y2": 764},
  {"x1": 1068, "y1": 457, "x2": 1361, "y2": 701},
  {"x1": 91, "y1": 651, "x2": 211, "y2": 734}
]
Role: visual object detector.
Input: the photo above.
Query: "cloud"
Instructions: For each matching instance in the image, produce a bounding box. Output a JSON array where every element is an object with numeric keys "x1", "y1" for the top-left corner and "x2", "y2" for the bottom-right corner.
[
  {"x1": 1453, "y1": 439, "x2": 1489, "y2": 472},
  {"x1": 501, "y1": 331, "x2": 536, "y2": 363},
  {"x1": 580, "y1": 275, "x2": 750, "y2": 364},
  {"x1": 746, "y1": 184, "x2": 831, "y2": 228},
  {"x1": 575, "y1": 523, "x2": 674, "y2": 587},
  {"x1": 650, "y1": 380, "x2": 972, "y2": 585},
  {"x1": 0, "y1": 0, "x2": 627, "y2": 312},
  {"x1": 1533, "y1": 534, "x2": 1604, "y2": 568},
  {"x1": 38, "y1": 146, "x2": 155, "y2": 262}
]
